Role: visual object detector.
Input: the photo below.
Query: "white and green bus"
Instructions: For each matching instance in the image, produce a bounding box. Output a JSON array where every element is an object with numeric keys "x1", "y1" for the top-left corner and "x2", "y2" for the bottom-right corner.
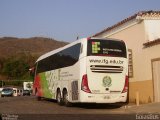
[{"x1": 33, "y1": 37, "x2": 128, "y2": 106}]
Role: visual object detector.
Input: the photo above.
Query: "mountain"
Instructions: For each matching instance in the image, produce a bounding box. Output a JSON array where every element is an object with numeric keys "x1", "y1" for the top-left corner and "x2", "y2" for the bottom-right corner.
[{"x1": 0, "y1": 37, "x2": 68, "y2": 59}]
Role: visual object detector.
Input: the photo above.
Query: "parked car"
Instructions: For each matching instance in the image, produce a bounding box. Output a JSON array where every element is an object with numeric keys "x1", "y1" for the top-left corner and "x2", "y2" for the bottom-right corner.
[
  {"x1": 1, "y1": 88, "x2": 14, "y2": 97},
  {"x1": 0, "y1": 88, "x2": 3, "y2": 96},
  {"x1": 13, "y1": 88, "x2": 23, "y2": 96},
  {"x1": 23, "y1": 90, "x2": 31, "y2": 96}
]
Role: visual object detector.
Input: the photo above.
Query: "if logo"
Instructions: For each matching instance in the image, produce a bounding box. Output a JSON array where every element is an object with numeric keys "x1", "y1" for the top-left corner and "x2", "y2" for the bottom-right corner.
[{"x1": 92, "y1": 42, "x2": 100, "y2": 53}]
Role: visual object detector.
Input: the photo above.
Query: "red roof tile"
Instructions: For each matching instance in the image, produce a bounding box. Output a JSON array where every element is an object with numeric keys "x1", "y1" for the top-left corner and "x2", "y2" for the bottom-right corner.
[{"x1": 143, "y1": 38, "x2": 160, "y2": 48}]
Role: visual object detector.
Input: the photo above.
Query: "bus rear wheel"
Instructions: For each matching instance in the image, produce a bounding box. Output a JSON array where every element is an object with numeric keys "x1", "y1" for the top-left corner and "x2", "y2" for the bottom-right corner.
[{"x1": 63, "y1": 90, "x2": 72, "y2": 107}]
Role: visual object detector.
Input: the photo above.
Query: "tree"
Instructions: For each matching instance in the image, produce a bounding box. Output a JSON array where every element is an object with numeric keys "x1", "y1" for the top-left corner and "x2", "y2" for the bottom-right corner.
[
  {"x1": 2, "y1": 57, "x2": 30, "y2": 79},
  {"x1": 0, "y1": 51, "x2": 38, "y2": 81}
]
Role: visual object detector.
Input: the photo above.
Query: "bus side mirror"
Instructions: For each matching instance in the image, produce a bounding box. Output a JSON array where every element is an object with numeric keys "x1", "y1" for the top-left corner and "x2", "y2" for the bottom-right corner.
[{"x1": 29, "y1": 67, "x2": 35, "y2": 77}]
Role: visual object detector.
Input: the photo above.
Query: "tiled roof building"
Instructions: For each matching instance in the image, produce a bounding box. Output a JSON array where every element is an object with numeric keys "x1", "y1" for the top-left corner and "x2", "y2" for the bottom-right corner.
[{"x1": 93, "y1": 10, "x2": 160, "y2": 103}]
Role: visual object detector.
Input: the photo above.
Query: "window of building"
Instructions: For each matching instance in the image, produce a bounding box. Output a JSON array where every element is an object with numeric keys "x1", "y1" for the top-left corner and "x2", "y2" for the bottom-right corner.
[{"x1": 128, "y1": 49, "x2": 133, "y2": 78}]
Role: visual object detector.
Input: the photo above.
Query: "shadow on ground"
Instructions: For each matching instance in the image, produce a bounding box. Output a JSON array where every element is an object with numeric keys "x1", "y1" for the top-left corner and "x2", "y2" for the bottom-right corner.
[{"x1": 43, "y1": 98, "x2": 126, "y2": 109}]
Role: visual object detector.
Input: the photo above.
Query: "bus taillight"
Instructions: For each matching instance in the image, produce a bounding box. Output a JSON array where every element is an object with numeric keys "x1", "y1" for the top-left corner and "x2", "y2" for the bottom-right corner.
[
  {"x1": 122, "y1": 76, "x2": 129, "y2": 93},
  {"x1": 81, "y1": 74, "x2": 91, "y2": 93}
]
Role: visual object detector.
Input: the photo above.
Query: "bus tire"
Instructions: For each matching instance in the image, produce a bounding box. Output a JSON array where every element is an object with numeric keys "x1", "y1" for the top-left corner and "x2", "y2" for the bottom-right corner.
[
  {"x1": 63, "y1": 90, "x2": 72, "y2": 107},
  {"x1": 57, "y1": 90, "x2": 63, "y2": 105}
]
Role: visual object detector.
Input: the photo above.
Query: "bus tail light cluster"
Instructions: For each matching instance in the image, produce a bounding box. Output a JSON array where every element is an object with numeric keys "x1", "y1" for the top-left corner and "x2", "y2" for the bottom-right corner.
[
  {"x1": 81, "y1": 74, "x2": 91, "y2": 93},
  {"x1": 122, "y1": 76, "x2": 129, "y2": 93}
]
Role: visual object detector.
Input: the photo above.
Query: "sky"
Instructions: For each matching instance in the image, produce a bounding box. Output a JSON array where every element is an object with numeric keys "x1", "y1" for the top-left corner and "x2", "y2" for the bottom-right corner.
[{"x1": 0, "y1": 0, "x2": 160, "y2": 42}]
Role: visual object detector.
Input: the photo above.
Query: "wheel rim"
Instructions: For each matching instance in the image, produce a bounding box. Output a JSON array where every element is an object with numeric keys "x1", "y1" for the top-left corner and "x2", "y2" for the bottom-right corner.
[{"x1": 64, "y1": 92, "x2": 69, "y2": 104}]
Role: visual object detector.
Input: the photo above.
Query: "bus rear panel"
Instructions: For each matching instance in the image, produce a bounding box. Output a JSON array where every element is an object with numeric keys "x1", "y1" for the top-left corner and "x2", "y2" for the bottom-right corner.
[{"x1": 80, "y1": 38, "x2": 128, "y2": 103}]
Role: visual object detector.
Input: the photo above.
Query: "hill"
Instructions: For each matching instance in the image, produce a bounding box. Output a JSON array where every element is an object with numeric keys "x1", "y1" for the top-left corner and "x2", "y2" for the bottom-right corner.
[
  {"x1": 0, "y1": 37, "x2": 68, "y2": 80},
  {"x1": 0, "y1": 37, "x2": 68, "y2": 59}
]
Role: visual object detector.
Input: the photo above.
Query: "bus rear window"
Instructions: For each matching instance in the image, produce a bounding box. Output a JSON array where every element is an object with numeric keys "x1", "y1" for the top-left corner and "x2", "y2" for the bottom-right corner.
[{"x1": 87, "y1": 39, "x2": 127, "y2": 58}]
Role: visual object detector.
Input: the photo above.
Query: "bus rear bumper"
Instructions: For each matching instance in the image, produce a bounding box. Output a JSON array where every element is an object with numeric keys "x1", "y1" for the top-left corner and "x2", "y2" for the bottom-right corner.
[{"x1": 79, "y1": 92, "x2": 127, "y2": 103}]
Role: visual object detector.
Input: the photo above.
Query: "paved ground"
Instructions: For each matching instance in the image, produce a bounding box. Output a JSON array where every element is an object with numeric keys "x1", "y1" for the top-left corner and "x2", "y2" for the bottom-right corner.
[
  {"x1": 0, "y1": 96, "x2": 159, "y2": 120},
  {"x1": 0, "y1": 96, "x2": 129, "y2": 114},
  {"x1": 126, "y1": 102, "x2": 160, "y2": 114}
]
